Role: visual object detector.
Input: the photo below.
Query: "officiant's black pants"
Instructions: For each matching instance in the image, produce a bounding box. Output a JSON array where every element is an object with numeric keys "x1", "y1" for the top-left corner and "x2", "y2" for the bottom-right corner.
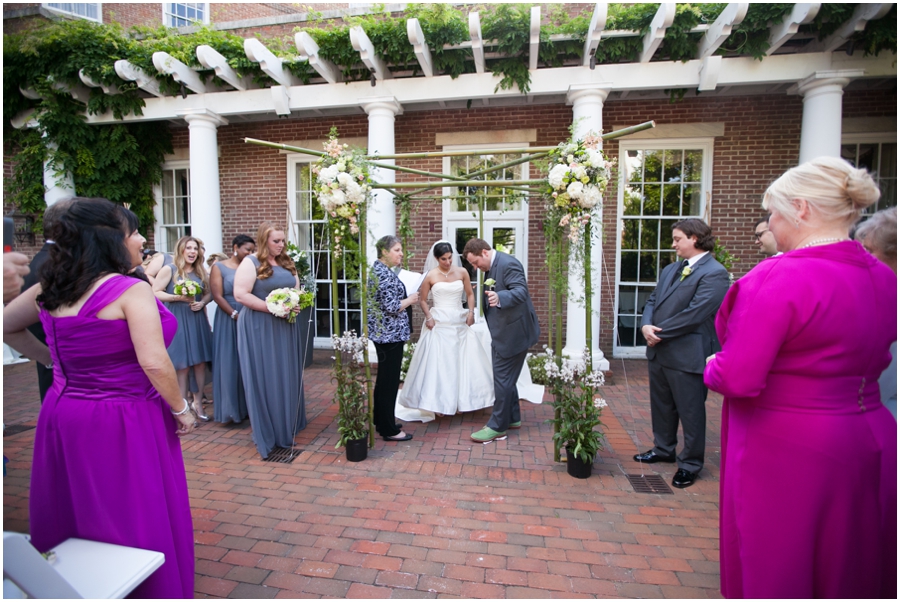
[{"x1": 374, "y1": 341, "x2": 404, "y2": 438}]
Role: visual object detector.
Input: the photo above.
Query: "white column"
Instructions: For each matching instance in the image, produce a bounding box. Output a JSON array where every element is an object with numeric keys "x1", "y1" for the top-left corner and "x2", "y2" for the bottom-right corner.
[
  {"x1": 177, "y1": 109, "x2": 227, "y2": 257},
  {"x1": 795, "y1": 70, "x2": 862, "y2": 164},
  {"x1": 43, "y1": 140, "x2": 74, "y2": 206},
  {"x1": 360, "y1": 97, "x2": 402, "y2": 260},
  {"x1": 564, "y1": 84, "x2": 612, "y2": 371}
]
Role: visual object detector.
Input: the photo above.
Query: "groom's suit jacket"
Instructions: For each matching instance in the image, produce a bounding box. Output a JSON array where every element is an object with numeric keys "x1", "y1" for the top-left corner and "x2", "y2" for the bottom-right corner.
[
  {"x1": 483, "y1": 251, "x2": 540, "y2": 359},
  {"x1": 641, "y1": 253, "x2": 729, "y2": 374}
]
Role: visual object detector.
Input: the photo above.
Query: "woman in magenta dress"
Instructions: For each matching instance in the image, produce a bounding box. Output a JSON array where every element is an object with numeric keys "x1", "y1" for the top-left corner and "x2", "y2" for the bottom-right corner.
[
  {"x1": 704, "y1": 157, "x2": 897, "y2": 599},
  {"x1": 3, "y1": 198, "x2": 196, "y2": 598}
]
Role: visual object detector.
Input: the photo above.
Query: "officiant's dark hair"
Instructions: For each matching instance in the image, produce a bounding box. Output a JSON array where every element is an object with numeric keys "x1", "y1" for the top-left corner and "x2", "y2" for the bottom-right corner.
[
  {"x1": 672, "y1": 219, "x2": 715, "y2": 252},
  {"x1": 433, "y1": 242, "x2": 453, "y2": 258}
]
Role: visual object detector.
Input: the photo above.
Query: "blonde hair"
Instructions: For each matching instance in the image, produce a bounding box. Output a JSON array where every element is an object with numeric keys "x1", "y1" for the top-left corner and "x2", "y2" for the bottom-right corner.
[
  {"x1": 172, "y1": 235, "x2": 209, "y2": 287},
  {"x1": 206, "y1": 252, "x2": 228, "y2": 267},
  {"x1": 254, "y1": 222, "x2": 297, "y2": 280},
  {"x1": 762, "y1": 156, "x2": 880, "y2": 229}
]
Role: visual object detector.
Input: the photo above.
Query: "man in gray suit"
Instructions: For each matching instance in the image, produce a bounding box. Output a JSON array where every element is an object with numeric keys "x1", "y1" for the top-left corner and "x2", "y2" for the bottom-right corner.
[
  {"x1": 463, "y1": 238, "x2": 540, "y2": 443},
  {"x1": 635, "y1": 219, "x2": 729, "y2": 488}
]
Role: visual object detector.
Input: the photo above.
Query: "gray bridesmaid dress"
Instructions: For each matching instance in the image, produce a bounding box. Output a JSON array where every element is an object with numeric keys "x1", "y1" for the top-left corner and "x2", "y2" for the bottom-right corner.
[
  {"x1": 237, "y1": 256, "x2": 307, "y2": 458},
  {"x1": 212, "y1": 263, "x2": 248, "y2": 424},
  {"x1": 164, "y1": 270, "x2": 213, "y2": 370}
]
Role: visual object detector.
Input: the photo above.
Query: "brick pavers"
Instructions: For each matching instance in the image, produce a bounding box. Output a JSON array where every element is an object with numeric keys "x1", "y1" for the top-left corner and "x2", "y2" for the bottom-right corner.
[{"x1": 3, "y1": 351, "x2": 723, "y2": 598}]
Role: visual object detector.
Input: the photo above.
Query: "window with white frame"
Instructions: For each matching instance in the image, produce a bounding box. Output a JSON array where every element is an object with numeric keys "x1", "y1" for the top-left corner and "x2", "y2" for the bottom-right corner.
[
  {"x1": 163, "y1": 2, "x2": 207, "y2": 27},
  {"x1": 614, "y1": 139, "x2": 713, "y2": 357},
  {"x1": 44, "y1": 3, "x2": 101, "y2": 22},
  {"x1": 288, "y1": 155, "x2": 362, "y2": 346},
  {"x1": 841, "y1": 134, "x2": 897, "y2": 213},
  {"x1": 155, "y1": 164, "x2": 191, "y2": 253},
  {"x1": 442, "y1": 143, "x2": 530, "y2": 310}
]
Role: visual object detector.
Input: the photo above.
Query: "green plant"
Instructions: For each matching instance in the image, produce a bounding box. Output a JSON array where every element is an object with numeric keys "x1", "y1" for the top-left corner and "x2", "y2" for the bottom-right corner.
[
  {"x1": 331, "y1": 330, "x2": 370, "y2": 447},
  {"x1": 713, "y1": 237, "x2": 736, "y2": 272},
  {"x1": 526, "y1": 352, "x2": 548, "y2": 385},
  {"x1": 400, "y1": 341, "x2": 416, "y2": 382},
  {"x1": 541, "y1": 348, "x2": 606, "y2": 464}
]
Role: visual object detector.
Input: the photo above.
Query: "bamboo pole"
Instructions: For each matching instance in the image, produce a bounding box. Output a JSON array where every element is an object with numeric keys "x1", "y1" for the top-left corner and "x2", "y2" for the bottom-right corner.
[
  {"x1": 330, "y1": 227, "x2": 342, "y2": 414},
  {"x1": 584, "y1": 218, "x2": 593, "y2": 375},
  {"x1": 373, "y1": 179, "x2": 547, "y2": 189},
  {"x1": 358, "y1": 213, "x2": 375, "y2": 448}
]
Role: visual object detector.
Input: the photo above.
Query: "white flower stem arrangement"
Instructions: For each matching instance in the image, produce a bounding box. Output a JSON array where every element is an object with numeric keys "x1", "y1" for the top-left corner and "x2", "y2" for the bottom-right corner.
[
  {"x1": 174, "y1": 279, "x2": 201, "y2": 298},
  {"x1": 285, "y1": 241, "x2": 316, "y2": 291},
  {"x1": 540, "y1": 347, "x2": 606, "y2": 464},
  {"x1": 331, "y1": 330, "x2": 370, "y2": 448},
  {"x1": 265, "y1": 287, "x2": 314, "y2": 324}
]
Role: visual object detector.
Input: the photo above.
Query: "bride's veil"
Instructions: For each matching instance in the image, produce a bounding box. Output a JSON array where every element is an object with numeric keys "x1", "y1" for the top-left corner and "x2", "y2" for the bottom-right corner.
[{"x1": 422, "y1": 240, "x2": 464, "y2": 303}]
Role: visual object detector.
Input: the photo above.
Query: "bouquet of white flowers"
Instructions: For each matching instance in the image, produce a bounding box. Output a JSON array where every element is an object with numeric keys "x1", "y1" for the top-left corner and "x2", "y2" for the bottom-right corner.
[
  {"x1": 174, "y1": 279, "x2": 201, "y2": 298},
  {"x1": 265, "y1": 287, "x2": 314, "y2": 324},
  {"x1": 545, "y1": 134, "x2": 615, "y2": 243}
]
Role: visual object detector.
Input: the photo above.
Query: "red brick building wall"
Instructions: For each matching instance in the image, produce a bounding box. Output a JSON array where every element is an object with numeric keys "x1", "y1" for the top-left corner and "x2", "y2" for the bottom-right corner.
[{"x1": 159, "y1": 88, "x2": 894, "y2": 355}]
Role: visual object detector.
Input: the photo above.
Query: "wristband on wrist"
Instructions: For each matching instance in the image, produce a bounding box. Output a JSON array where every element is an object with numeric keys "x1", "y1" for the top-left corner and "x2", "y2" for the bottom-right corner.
[
  {"x1": 171, "y1": 399, "x2": 192, "y2": 416},
  {"x1": 231, "y1": 309, "x2": 239, "y2": 318}
]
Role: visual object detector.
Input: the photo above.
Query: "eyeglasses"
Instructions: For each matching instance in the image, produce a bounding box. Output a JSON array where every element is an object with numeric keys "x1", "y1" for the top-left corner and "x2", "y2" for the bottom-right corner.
[{"x1": 753, "y1": 229, "x2": 769, "y2": 240}]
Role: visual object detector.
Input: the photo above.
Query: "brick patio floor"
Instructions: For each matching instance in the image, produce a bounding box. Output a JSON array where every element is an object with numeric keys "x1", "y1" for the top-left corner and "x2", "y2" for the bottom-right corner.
[{"x1": 3, "y1": 351, "x2": 723, "y2": 598}]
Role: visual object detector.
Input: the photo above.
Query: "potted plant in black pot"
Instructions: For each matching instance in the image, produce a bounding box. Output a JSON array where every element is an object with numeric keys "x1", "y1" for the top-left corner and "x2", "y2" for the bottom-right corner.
[
  {"x1": 332, "y1": 330, "x2": 370, "y2": 462},
  {"x1": 543, "y1": 348, "x2": 606, "y2": 478}
]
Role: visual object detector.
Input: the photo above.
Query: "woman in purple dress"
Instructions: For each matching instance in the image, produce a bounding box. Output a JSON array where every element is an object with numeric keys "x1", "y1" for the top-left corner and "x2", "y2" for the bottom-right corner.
[
  {"x1": 3, "y1": 198, "x2": 196, "y2": 598},
  {"x1": 704, "y1": 157, "x2": 897, "y2": 598}
]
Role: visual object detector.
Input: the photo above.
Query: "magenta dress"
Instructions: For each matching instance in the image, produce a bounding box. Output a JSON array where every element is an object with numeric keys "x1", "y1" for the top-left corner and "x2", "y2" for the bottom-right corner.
[
  {"x1": 29, "y1": 275, "x2": 195, "y2": 598},
  {"x1": 705, "y1": 241, "x2": 897, "y2": 599}
]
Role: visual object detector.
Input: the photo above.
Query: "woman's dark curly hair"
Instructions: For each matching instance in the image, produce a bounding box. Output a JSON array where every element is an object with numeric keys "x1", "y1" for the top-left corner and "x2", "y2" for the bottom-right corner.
[
  {"x1": 672, "y1": 218, "x2": 716, "y2": 252},
  {"x1": 37, "y1": 197, "x2": 136, "y2": 311}
]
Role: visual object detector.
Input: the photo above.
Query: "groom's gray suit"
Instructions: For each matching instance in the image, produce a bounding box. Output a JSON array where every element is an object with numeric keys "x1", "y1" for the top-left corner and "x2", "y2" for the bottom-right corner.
[
  {"x1": 641, "y1": 253, "x2": 729, "y2": 473},
  {"x1": 483, "y1": 251, "x2": 540, "y2": 432}
]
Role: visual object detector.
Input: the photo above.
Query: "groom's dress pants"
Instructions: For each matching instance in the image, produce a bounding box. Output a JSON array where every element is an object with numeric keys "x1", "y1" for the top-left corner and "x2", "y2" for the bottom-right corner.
[{"x1": 486, "y1": 348, "x2": 528, "y2": 432}]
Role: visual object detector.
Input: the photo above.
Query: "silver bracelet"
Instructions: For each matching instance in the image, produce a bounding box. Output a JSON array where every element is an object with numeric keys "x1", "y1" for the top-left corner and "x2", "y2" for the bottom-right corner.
[
  {"x1": 231, "y1": 309, "x2": 239, "y2": 318},
  {"x1": 171, "y1": 399, "x2": 192, "y2": 416}
]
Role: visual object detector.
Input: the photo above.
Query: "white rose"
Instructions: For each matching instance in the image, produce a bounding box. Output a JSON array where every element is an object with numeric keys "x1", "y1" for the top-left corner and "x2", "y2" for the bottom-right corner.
[
  {"x1": 336, "y1": 161, "x2": 347, "y2": 172},
  {"x1": 566, "y1": 181, "x2": 584, "y2": 200},
  {"x1": 572, "y1": 165, "x2": 587, "y2": 180},
  {"x1": 330, "y1": 188, "x2": 346, "y2": 206},
  {"x1": 586, "y1": 149, "x2": 604, "y2": 169},
  {"x1": 345, "y1": 181, "x2": 362, "y2": 202},
  {"x1": 548, "y1": 164, "x2": 570, "y2": 189}
]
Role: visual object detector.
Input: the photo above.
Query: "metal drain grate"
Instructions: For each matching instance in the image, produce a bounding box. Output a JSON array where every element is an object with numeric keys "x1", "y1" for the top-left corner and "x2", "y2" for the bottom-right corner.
[
  {"x1": 626, "y1": 474, "x2": 674, "y2": 495},
  {"x1": 263, "y1": 447, "x2": 300, "y2": 463},
  {"x1": 4, "y1": 424, "x2": 36, "y2": 437}
]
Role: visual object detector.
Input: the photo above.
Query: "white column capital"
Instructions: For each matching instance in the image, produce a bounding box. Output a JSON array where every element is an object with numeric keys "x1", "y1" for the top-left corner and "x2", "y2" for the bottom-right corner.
[
  {"x1": 360, "y1": 96, "x2": 403, "y2": 117},
  {"x1": 566, "y1": 84, "x2": 612, "y2": 106},
  {"x1": 791, "y1": 69, "x2": 865, "y2": 97},
  {"x1": 176, "y1": 108, "x2": 228, "y2": 127}
]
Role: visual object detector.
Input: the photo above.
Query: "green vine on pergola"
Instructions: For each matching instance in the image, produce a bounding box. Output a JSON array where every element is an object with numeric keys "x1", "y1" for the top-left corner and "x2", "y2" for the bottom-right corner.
[{"x1": 3, "y1": 4, "x2": 895, "y2": 230}]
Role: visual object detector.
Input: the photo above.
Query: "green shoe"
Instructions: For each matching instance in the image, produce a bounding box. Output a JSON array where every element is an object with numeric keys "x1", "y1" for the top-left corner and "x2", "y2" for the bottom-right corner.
[
  {"x1": 471, "y1": 427, "x2": 507, "y2": 442},
  {"x1": 508, "y1": 421, "x2": 522, "y2": 430}
]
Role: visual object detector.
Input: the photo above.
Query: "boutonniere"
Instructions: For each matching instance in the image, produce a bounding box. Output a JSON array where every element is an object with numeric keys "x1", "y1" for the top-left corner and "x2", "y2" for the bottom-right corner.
[
  {"x1": 484, "y1": 278, "x2": 496, "y2": 291},
  {"x1": 679, "y1": 266, "x2": 692, "y2": 281}
]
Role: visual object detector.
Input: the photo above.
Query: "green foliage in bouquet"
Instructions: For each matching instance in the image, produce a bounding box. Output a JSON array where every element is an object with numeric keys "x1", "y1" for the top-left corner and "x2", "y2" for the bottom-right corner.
[
  {"x1": 286, "y1": 241, "x2": 317, "y2": 291},
  {"x1": 331, "y1": 331, "x2": 370, "y2": 447}
]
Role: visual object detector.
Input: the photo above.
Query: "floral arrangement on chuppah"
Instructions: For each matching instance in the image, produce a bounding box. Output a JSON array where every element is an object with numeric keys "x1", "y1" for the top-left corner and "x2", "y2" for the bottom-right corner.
[
  {"x1": 313, "y1": 127, "x2": 376, "y2": 449},
  {"x1": 542, "y1": 130, "x2": 615, "y2": 462}
]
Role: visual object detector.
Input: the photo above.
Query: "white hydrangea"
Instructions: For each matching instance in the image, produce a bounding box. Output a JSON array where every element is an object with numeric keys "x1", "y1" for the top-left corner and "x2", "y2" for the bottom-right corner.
[
  {"x1": 566, "y1": 181, "x2": 584, "y2": 200},
  {"x1": 318, "y1": 165, "x2": 339, "y2": 183},
  {"x1": 330, "y1": 188, "x2": 347, "y2": 206},
  {"x1": 585, "y1": 149, "x2": 605, "y2": 169},
  {"x1": 572, "y1": 164, "x2": 587, "y2": 180},
  {"x1": 579, "y1": 185, "x2": 603, "y2": 209},
  {"x1": 345, "y1": 181, "x2": 363, "y2": 203},
  {"x1": 337, "y1": 172, "x2": 354, "y2": 187},
  {"x1": 548, "y1": 164, "x2": 570, "y2": 189}
]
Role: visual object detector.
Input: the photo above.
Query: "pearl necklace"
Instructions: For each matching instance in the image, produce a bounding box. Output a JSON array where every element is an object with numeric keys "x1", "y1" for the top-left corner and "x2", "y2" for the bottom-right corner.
[
  {"x1": 438, "y1": 267, "x2": 451, "y2": 277},
  {"x1": 799, "y1": 237, "x2": 849, "y2": 249}
]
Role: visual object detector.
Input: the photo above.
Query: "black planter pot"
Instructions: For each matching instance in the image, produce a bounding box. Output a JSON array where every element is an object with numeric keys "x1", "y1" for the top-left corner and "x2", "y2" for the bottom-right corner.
[
  {"x1": 345, "y1": 438, "x2": 368, "y2": 462},
  {"x1": 565, "y1": 448, "x2": 592, "y2": 479}
]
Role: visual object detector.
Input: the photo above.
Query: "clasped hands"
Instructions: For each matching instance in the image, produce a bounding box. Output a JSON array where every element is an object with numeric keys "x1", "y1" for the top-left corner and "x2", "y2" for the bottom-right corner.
[{"x1": 642, "y1": 324, "x2": 663, "y2": 347}]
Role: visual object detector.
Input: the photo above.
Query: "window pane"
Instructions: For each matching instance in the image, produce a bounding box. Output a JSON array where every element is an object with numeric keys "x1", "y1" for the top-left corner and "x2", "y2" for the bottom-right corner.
[
  {"x1": 620, "y1": 252, "x2": 638, "y2": 282},
  {"x1": 492, "y1": 227, "x2": 516, "y2": 256},
  {"x1": 617, "y1": 316, "x2": 637, "y2": 347},
  {"x1": 623, "y1": 185, "x2": 642, "y2": 216},
  {"x1": 857, "y1": 144, "x2": 877, "y2": 173},
  {"x1": 663, "y1": 150, "x2": 682, "y2": 183},
  {"x1": 662, "y1": 184, "x2": 680, "y2": 216},
  {"x1": 643, "y1": 150, "x2": 662, "y2": 182},
  {"x1": 639, "y1": 219, "x2": 658, "y2": 250},
  {"x1": 683, "y1": 150, "x2": 702, "y2": 182},
  {"x1": 638, "y1": 251, "x2": 657, "y2": 282},
  {"x1": 643, "y1": 184, "x2": 661, "y2": 215},
  {"x1": 618, "y1": 286, "x2": 636, "y2": 314},
  {"x1": 682, "y1": 184, "x2": 702, "y2": 216},
  {"x1": 621, "y1": 219, "x2": 639, "y2": 250},
  {"x1": 879, "y1": 143, "x2": 897, "y2": 178},
  {"x1": 840, "y1": 144, "x2": 858, "y2": 165}
]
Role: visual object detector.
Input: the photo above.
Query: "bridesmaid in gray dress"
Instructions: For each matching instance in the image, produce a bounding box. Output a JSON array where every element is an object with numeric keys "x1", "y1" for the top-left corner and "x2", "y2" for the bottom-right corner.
[
  {"x1": 234, "y1": 222, "x2": 308, "y2": 459},
  {"x1": 210, "y1": 235, "x2": 256, "y2": 424},
  {"x1": 152, "y1": 235, "x2": 214, "y2": 420}
]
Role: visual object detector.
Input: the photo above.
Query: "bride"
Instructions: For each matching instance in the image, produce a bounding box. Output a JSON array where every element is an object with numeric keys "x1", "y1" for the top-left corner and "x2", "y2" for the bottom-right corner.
[{"x1": 397, "y1": 241, "x2": 542, "y2": 420}]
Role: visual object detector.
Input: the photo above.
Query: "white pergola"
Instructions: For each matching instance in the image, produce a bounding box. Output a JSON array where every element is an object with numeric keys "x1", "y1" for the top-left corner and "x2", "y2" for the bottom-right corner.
[{"x1": 13, "y1": 2, "x2": 897, "y2": 367}]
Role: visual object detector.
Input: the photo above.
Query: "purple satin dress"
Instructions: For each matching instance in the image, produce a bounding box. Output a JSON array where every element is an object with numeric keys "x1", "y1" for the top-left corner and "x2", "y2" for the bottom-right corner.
[
  {"x1": 29, "y1": 275, "x2": 194, "y2": 598},
  {"x1": 705, "y1": 241, "x2": 897, "y2": 598}
]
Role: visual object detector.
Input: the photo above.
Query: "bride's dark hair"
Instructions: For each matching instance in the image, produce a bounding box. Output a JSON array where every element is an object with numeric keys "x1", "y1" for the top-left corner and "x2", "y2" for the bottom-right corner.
[{"x1": 432, "y1": 242, "x2": 453, "y2": 258}]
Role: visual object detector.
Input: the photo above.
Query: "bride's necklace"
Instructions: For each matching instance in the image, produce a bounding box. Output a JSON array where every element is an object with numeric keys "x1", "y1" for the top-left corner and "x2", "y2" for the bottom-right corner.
[
  {"x1": 799, "y1": 237, "x2": 849, "y2": 249},
  {"x1": 437, "y1": 267, "x2": 451, "y2": 277}
]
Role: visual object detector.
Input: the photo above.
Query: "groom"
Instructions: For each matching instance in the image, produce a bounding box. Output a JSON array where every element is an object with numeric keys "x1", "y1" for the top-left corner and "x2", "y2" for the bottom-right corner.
[{"x1": 463, "y1": 238, "x2": 540, "y2": 443}]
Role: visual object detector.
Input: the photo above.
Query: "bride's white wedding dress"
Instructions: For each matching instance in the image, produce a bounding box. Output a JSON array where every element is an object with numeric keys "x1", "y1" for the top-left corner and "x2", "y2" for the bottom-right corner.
[{"x1": 396, "y1": 279, "x2": 544, "y2": 422}]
